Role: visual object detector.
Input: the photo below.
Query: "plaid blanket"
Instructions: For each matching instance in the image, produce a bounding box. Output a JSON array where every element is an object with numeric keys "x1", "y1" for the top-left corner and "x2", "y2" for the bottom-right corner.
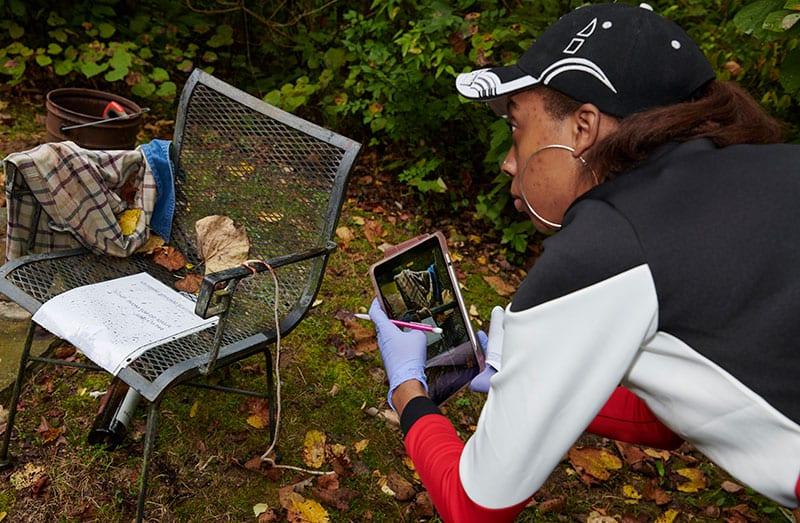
[{"x1": 4, "y1": 141, "x2": 157, "y2": 261}]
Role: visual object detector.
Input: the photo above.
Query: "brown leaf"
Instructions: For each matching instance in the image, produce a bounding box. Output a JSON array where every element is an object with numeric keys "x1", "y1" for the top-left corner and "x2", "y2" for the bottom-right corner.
[
  {"x1": 244, "y1": 398, "x2": 270, "y2": 430},
  {"x1": 53, "y1": 345, "x2": 76, "y2": 359},
  {"x1": 721, "y1": 480, "x2": 744, "y2": 493},
  {"x1": 410, "y1": 491, "x2": 434, "y2": 518},
  {"x1": 195, "y1": 215, "x2": 251, "y2": 274},
  {"x1": 316, "y1": 473, "x2": 339, "y2": 491},
  {"x1": 538, "y1": 496, "x2": 566, "y2": 514},
  {"x1": 257, "y1": 508, "x2": 279, "y2": 522},
  {"x1": 363, "y1": 220, "x2": 383, "y2": 244},
  {"x1": 135, "y1": 234, "x2": 165, "y2": 254},
  {"x1": 643, "y1": 480, "x2": 671, "y2": 506},
  {"x1": 615, "y1": 441, "x2": 646, "y2": 466},
  {"x1": 152, "y1": 246, "x2": 187, "y2": 271},
  {"x1": 567, "y1": 447, "x2": 622, "y2": 481},
  {"x1": 335, "y1": 226, "x2": 354, "y2": 248},
  {"x1": 36, "y1": 416, "x2": 64, "y2": 444},
  {"x1": 31, "y1": 474, "x2": 49, "y2": 496},
  {"x1": 244, "y1": 454, "x2": 264, "y2": 472},
  {"x1": 326, "y1": 443, "x2": 353, "y2": 476},
  {"x1": 386, "y1": 471, "x2": 415, "y2": 501},
  {"x1": 303, "y1": 430, "x2": 327, "y2": 469},
  {"x1": 482, "y1": 275, "x2": 516, "y2": 297},
  {"x1": 311, "y1": 485, "x2": 357, "y2": 511},
  {"x1": 643, "y1": 448, "x2": 671, "y2": 461},
  {"x1": 175, "y1": 273, "x2": 203, "y2": 293}
]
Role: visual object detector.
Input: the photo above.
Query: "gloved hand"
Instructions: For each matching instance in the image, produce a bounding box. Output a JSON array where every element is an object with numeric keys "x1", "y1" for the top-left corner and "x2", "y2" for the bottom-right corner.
[
  {"x1": 369, "y1": 298, "x2": 428, "y2": 411},
  {"x1": 469, "y1": 306, "x2": 505, "y2": 393}
]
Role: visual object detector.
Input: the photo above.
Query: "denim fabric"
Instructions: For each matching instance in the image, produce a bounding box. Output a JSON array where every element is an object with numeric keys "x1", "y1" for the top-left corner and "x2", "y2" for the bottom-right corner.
[{"x1": 139, "y1": 139, "x2": 175, "y2": 241}]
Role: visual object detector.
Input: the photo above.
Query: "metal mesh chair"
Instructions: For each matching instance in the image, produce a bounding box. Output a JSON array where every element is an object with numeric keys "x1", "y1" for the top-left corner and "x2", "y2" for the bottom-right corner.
[{"x1": 0, "y1": 70, "x2": 360, "y2": 521}]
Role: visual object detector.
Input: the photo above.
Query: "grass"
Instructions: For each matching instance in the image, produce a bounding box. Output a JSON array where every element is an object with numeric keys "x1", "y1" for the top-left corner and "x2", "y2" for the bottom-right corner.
[{"x1": 0, "y1": 93, "x2": 795, "y2": 522}]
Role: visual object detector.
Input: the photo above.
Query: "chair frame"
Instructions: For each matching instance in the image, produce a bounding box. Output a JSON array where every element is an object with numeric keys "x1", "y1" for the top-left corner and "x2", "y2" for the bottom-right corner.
[{"x1": 0, "y1": 70, "x2": 360, "y2": 521}]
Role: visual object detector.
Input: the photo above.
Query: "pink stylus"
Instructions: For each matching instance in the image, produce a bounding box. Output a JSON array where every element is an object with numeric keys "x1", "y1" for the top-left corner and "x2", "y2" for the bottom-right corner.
[{"x1": 353, "y1": 313, "x2": 443, "y2": 334}]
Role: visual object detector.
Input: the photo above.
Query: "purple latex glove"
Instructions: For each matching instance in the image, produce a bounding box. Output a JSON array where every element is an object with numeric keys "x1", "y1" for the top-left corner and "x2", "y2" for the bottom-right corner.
[
  {"x1": 369, "y1": 298, "x2": 428, "y2": 410},
  {"x1": 469, "y1": 306, "x2": 504, "y2": 393}
]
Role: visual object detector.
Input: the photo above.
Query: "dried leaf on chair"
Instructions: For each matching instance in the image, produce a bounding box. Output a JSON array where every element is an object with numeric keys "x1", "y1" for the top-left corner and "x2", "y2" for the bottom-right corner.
[
  {"x1": 195, "y1": 215, "x2": 251, "y2": 274},
  {"x1": 175, "y1": 273, "x2": 203, "y2": 293},
  {"x1": 152, "y1": 246, "x2": 188, "y2": 271},
  {"x1": 135, "y1": 234, "x2": 165, "y2": 254},
  {"x1": 118, "y1": 208, "x2": 143, "y2": 236}
]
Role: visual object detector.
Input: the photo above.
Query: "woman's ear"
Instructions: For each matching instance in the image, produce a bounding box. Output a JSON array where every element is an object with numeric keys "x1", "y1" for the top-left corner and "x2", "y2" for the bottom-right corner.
[{"x1": 572, "y1": 103, "x2": 603, "y2": 157}]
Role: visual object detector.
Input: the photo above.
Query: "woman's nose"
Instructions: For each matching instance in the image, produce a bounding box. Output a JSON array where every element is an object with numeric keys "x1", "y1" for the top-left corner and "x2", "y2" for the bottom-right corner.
[{"x1": 501, "y1": 156, "x2": 515, "y2": 177}]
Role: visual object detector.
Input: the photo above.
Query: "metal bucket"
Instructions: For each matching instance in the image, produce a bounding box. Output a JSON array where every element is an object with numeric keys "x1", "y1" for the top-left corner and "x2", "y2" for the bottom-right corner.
[{"x1": 46, "y1": 88, "x2": 143, "y2": 149}]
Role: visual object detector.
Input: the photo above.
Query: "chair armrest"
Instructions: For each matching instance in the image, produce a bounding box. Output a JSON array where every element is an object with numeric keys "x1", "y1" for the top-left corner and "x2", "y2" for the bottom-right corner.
[{"x1": 194, "y1": 241, "x2": 337, "y2": 319}]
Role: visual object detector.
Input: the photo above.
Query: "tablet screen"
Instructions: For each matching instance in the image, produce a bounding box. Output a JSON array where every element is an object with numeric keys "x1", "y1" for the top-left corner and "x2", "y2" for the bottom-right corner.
[{"x1": 373, "y1": 235, "x2": 479, "y2": 404}]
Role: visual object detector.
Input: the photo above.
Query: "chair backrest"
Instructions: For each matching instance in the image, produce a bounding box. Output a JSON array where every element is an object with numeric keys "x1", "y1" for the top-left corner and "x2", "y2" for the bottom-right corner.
[{"x1": 170, "y1": 70, "x2": 360, "y2": 341}]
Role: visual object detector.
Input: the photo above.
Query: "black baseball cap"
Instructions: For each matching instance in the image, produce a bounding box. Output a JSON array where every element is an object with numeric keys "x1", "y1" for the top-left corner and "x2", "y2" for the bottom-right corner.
[{"x1": 456, "y1": 3, "x2": 715, "y2": 117}]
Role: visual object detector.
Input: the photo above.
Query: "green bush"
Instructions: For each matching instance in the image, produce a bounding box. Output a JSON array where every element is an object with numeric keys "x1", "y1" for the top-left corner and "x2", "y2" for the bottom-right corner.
[{"x1": 1, "y1": 0, "x2": 798, "y2": 260}]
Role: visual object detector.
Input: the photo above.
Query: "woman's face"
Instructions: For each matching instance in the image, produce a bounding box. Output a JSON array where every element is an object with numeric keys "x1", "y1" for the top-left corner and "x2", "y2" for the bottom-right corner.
[{"x1": 501, "y1": 89, "x2": 597, "y2": 232}]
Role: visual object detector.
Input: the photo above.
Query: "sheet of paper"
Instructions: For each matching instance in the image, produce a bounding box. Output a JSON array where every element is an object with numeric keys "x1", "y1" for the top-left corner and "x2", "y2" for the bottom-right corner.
[{"x1": 32, "y1": 272, "x2": 218, "y2": 375}]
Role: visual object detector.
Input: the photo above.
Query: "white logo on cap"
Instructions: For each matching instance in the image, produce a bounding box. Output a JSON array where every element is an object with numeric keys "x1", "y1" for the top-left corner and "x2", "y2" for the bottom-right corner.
[{"x1": 563, "y1": 18, "x2": 597, "y2": 55}]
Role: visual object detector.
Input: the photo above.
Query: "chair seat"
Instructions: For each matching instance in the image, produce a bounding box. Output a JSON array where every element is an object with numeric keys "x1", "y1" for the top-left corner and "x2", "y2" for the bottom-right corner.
[{"x1": 0, "y1": 249, "x2": 277, "y2": 400}]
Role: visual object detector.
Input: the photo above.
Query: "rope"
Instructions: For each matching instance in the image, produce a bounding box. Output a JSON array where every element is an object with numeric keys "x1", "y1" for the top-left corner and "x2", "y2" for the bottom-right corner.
[{"x1": 241, "y1": 259, "x2": 333, "y2": 476}]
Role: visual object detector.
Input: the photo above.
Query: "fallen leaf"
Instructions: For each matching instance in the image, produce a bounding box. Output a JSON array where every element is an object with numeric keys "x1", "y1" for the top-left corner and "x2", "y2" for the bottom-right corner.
[
  {"x1": 118, "y1": 208, "x2": 142, "y2": 236},
  {"x1": 351, "y1": 216, "x2": 365, "y2": 225},
  {"x1": 363, "y1": 220, "x2": 383, "y2": 244},
  {"x1": 410, "y1": 491, "x2": 434, "y2": 518},
  {"x1": 378, "y1": 409, "x2": 400, "y2": 427},
  {"x1": 189, "y1": 400, "x2": 199, "y2": 418},
  {"x1": 614, "y1": 441, "x2": 646, "y2": 466},
  {"x1": 674, "y1": 467, "x2": 706, "y2": 493},
  {"x1": 538, "y1": 496, "x2": 566, "y2": 514},
  {"x1": 53, "y1": 345, "x2": 76, "y2": 359},
  {"x1": 326, "y1": 443, "x2": 352, "y2": 476},
  {"x1": 245, "y1": 398, "x2": 269, "y2": 430},
  {"x1": 482, "y1": 275, "x2": 515, "y2": 297},
  {"x1": 36, "y1": 416, "x2": 64, "y2": 444},
  {"x1": 303, "y1": 430, "x2": 327, "y2": 469},
  {"x1": 643, "y1": 448, "x2": 671, "y2": 461},
  {"x1": 655, "y1": 509, "x2": 679, "y2": 523},
  {"x1": 643, "y1": 480, "x2": 671, "y2": 505},
  {"x1": 253, "y1": 503, "x2": 270, "y2": 517},
  {"x1": 721, "y1": 480, "x2": 744, "y2": 493},
  {"x1": 152, "y1": 246, "x2": 187, "y2": 271},
  {"x1": 175, "y1": 273, "x2": 203, "y2": 293},
  {"x1": 257, "y1": 507, "x2": 278, "y2": 522},
  {"x1": 335, "y1": 226, "x2": 354, "y2": 247},
  {"x1": 0, "y1": 511, "x2": 6, "y2": 521},
  {"x1": 386, "y1": 471, "x2": 415, "y2": 501},
  {"x1": 285, "y1": 492, "x2": 330, "y2": 523},
  {"x1": 587, "y1": 511, "x2": 617, "y2": 523},
  {"x1": 31, "y1": 474, "x2": 49, "y2": 496},
  {"x1": 354, "y1": 439, "x2": 369, "y2": 454},
  {"x1": 10, "y1": 463, "x2": 45, "y2": 490},
  {"x1": 468, "y1": 304, "x2": 479, "y2": 318},
  {"x1": 567, "y1": 447, "x2": 622, "y2": 481},
  {"x1": 135, "y1": 234, "x2": 165, "y2": 254},
  {"x1": 622, "y1": 484, "x2": 641, "y2": 502},
  {"x1": 195, "y1": 215, "x2": 250, "y2": 274}
]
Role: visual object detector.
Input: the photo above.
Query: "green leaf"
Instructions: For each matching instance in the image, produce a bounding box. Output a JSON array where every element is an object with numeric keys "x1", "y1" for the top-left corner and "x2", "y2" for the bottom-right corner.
[
  {"x1": 202, "y1": 51, "x2": 217, "y2": 63},
  {"x1": 323, "y1": 48, "x2": 347, "y2": 70},
  {"x1": 79, "y1": 61, "x2": 108, "y2": 78},
  {"x1": 762, "y1": 9, "x2": 794, "y2": 30},
  {"x1": 9, "y1": 23, "x2": 23, "y2": 39},
  {"x1": 9, "y1": 0, "x2": 25, "y2": 17},
  {"x1": 207, "y1": 25, "x2": 234, "y2": 48},
  {"x1": 47, "y1": 11, "x2": 66, "y2": 27},
  {"x1": 104, "y1": 67, "x2": 127, "y2": 82},
  {"x1": 734, "y1": 0, "x2": 785, "y2": 36},
  {"x1": 131, "y1": 80, "x2": 156, "y2": 97},
  {"x1": 263, "y1": 90, "x2": 282, "y2": 106},
  {"x1": 779, "y1": 46, "x2": 800, "y2": 91},
  {"x1": 92, "y1": 5, "x2": 115, "y2": 18},
  {"x1": 176, "y1": 59, "x2": 193, "y2": 72},
  {"x1": 155, "y1": 81, "x2": 177, "y2": 98},
  {"x1": 54, "y1": 59, "x2": 73, "y2": 76},
  {"x1": 139, "y1": 47, "x2": 153, "y2": 59},
  {"x1": 109, "y1": 48, "x2": 132, "y2": 71},
  {"x1": 786, "y1": 0, "x2": 800, "y2": 8},
  {"x1": 35, "y1": 54, "x2": 52, "y2": 66},
  {"x1": 130, "y1": 15, "x2": 150, "y2": 34},
  {"x1": 150, "y1": 67, "x2": 169, "y2": 82},
  {"x1": 47, "y1": 43, "x2": 62, "y2": 55},
  {"x1": 98, "y1": 23, "x2": 116, "y2": 39},
  {"x1": 49, "y1": 29, "x2": 68, "y2": 43}
]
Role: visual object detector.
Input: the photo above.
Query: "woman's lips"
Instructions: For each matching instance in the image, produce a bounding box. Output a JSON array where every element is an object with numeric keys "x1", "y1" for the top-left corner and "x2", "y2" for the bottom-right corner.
[{"x1": 513, "y1": 198, "x2": 525, "y2": 212}]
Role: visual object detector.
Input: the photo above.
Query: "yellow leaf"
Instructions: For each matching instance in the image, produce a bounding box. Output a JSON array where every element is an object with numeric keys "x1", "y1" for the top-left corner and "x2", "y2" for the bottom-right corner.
[
  {"x1": 567, "y1": 447, "x2": 622, "y2": 481},
  {"x1": 247, "y1": 414, "x2": 266, "y2": 429},
  {"x1": 622, "y1": 484, "x2": 641, "y2": 504},
  {"x1": 118, "y1": 208, "x2": 142, "y2": 236},
  {"x1": 351, "y1": 216, "x2": 365, "y2": 225},
  {"x1": 655, "y1": 509, "x2": 680, "y2": 523},
  {"x1": 10, "y1": 463, "x2": 45, "y2": 490},
  {"x1": 253, "y1": 503, "x2": 269, "y2": 517},
  {"x1": 302, "y1": 430, "x2": 327, "y2": 469},
  {"x1": 354, "y1": 438, "x2": 369, "y2": 454},
  {"x1": 77, "y1": 387, "x2": 87, "y2": 396},
  {"x1": 189, "y1": 400, "x2": 199, "y2": 418},
  {"x1": 644, "y1": 448, "x2": 671, "y2": 460},
  {"x1": 291, "y1": 497, "x2": 330, "y2": 523},
  {"x1": 335, "y1": 226, "x2": 354, "y2": 244},
  {"x1": 0, "y1": 511, "x2": 6, "y2": 522},
  {"x1": 675, "y1": 467, "x2": 706, "y2": 493},
  {"x1": 134, "y1": 234, "x2": 165, "y2": 254}
]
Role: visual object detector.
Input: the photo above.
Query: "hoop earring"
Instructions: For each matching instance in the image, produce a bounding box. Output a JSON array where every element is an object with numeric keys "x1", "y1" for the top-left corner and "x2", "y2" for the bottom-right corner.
[{"x1": 518, "y1": 144, "x2": 599, "y2": 230}]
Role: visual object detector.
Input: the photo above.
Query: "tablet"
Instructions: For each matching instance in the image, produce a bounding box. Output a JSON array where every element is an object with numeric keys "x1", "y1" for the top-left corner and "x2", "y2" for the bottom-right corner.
[{"x1": 369, "y1": 232, "x2": 483, "y2": 405}]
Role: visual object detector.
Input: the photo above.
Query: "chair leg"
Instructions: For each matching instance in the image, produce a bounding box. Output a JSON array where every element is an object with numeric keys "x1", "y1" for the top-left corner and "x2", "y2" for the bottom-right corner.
[
  {"x1": 136, "y1": 400, "x2": 160, "y2": 523},
  {"x1": 0, "y1": 321, "x2": 36, "y2": 468},
  {"x1": 263, "y1": 348, "x2": 277, "y2": 448}
]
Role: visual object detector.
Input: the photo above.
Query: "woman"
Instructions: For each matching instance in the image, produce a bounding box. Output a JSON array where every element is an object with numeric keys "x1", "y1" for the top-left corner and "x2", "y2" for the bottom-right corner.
[{"x1": 369, "y1": 3, "x2": 799, "y2": 521}]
